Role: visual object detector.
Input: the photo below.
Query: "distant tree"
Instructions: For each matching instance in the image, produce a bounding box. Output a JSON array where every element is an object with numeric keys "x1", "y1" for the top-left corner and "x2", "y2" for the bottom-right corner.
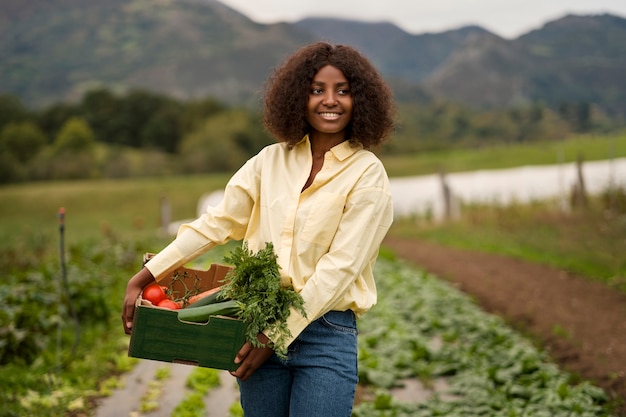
[
  {"x1": 0, "y1": 154, "x2": 20, "y2": 183},
  {"x1": 0, "y1": 122, "x2": 47, "y2": 163},
  {"x1": 0, "y1": 95, "x2": 30, "y2": 132},
  {"x1": 504, "y1": 103, "x2": 571, "y2": 142},
  {"x1": 36, "y1": 102, "x2": 82, "y2": 144},
  {"x1": 180, "y1": 97, "x2": 226, "y2": 133},
  {"x1": 451, "y1": 111, "x2": 471, "y2": 140},
  {"x1": 0, "y1": 121, "x2": 46, "y2": 182},
  {"x1": 54, "y1": 117, "x2": 95, "y2": 154},
  {"x1": 40, "y1": 117, "x2": 98, "y2": 179},
  {"x1": 81, "y1": 88, "x2": 126, "y2": 145},
  {"x1": 179, "y1": 109, "x2": 271, "y2": 173},
  {"x1": 81, "y1": 88, "x2": 187, "y2": 152},
  {"x1": 140, "y1": 101, "x2": 184, "y2": 153},
  {"x1": 558, "y1": 101, "x2": 592, "y2": 132},
  {"x1": 509, "y1": 105, "x2": 540, "y2": 142},
  {"x1": 472, "y1": 110, "x2": 518, "y2": 143},
  {"x1": 575, "y1": 102, "x2": 592, "y2": 132},
  {"x1": 121, "y1": 90, "x2": 168, "y2": 148}
]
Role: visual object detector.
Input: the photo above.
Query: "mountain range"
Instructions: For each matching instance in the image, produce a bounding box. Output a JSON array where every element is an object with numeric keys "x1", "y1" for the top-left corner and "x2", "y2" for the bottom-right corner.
[{"x1": 1, "y1": 0, "x2": 625, "y2": 117}]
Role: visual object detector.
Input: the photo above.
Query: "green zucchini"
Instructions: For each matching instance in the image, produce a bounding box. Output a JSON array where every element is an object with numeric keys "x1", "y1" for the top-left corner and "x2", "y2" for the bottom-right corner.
[{"x1": 177, "y1": 300, "x2": 240, "y2": 323}]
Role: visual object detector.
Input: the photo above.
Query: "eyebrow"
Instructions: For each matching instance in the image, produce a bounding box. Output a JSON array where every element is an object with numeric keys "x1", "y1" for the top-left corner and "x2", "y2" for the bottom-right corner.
[{"x1": 310, "y1": 80, "x2": 350, "y2": 87}]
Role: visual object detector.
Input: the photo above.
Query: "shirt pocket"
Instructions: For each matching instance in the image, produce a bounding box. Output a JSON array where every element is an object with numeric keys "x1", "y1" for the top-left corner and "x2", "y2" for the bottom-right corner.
[{"x1": 300, "y1": 192, "x2": 346, "y2": 247}]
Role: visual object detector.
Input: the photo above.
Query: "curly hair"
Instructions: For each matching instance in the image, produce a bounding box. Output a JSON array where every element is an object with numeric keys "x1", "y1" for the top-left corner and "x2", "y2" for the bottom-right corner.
[{"x1": 262, "y1": 42, "x2": 395, "y2": 149}]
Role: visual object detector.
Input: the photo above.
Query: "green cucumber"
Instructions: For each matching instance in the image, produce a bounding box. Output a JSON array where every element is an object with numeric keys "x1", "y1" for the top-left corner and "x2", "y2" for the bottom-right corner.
[{"x1": 177, "y1": 300, "x2": 240, "y2": 323}]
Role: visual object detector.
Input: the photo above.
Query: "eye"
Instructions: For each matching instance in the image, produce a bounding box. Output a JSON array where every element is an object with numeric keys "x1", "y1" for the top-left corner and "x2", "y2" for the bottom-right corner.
[
  {"x1": 311, "y1": 88, "x2": 323, "y2": 95},
  {"x1": 338, "y1": 88, "x2": 351, "y2": 96}
]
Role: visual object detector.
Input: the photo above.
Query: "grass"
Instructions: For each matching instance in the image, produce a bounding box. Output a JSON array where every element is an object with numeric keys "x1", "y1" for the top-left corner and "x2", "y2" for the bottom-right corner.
[
  {"x1": 387, "y1": 197, "x2": 626, "y2": 292},
  {"x1": 0, "y1": 173, "x2": 230, "y2": 247},
  {"x1": 380, "y1": 133, "x2": 626, "y2": 177}
]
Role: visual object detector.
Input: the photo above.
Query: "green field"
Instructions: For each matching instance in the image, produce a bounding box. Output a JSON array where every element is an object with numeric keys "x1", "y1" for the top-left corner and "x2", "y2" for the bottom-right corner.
[
  {"x1": 0, "y1": 173, "x2": 231, "y2": 247},
  {"x1": 380, "y1": 133, "x2": 625, "y2": 177}
]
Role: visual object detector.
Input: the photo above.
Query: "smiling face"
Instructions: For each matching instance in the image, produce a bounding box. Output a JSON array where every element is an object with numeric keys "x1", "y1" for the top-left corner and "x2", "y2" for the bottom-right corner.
[{"x1": 306, "y1": 65, "x2": 353, "y2": 142}]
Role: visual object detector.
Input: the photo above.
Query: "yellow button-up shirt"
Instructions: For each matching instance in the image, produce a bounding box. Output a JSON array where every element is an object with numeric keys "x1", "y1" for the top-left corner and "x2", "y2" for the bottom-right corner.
[{"x1": 146, "y1": 135, "x2": 393, "y2": 345}]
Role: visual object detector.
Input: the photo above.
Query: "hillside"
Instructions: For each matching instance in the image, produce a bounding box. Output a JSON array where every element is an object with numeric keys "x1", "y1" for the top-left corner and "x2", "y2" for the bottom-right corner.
[
  {"x1": 424, "y1": 31, "x2": 533, "y2": 108},
  {"x1": 0, "y1": 0, "x2": 313, "y2": 107},
  {"x1": 294, "y1": 18, "x2": 490, "y2": 83},
  {"x1": 518, "y1": 14, "x2": 626, "y2": 116},
  {"x1": 424, "y1": 13, "x2": 626, "y2": 114},
  {"x1": 1, "y1": 0, "x2": 625, "y2": 117}
]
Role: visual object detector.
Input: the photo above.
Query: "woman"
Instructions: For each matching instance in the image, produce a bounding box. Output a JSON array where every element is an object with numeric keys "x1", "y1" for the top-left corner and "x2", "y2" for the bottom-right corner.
[{"x1": 122, "y1": 41, "x2": 395, "y2": 417}]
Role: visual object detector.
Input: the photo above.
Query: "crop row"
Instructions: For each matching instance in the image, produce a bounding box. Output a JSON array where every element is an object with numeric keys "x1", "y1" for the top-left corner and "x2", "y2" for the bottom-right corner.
[{"x1": 353, "y1": 257, "x2": 613, "y2": 416}]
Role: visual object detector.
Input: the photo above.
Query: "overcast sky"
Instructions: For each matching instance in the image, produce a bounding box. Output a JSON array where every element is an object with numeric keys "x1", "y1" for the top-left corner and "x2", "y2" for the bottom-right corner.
[{"x1": 217, "y1": 0, "x2": 626, "y2": 39}]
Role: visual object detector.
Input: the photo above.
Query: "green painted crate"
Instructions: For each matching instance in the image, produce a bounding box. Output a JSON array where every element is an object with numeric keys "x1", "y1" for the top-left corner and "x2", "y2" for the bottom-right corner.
[{"x1": 128, "y1": 259, "x2": 247, "y2": 371}]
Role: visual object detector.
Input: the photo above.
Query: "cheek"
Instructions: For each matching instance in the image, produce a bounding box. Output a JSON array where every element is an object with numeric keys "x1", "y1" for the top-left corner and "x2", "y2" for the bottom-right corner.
[
  {"x1": 344, "y1": 103, "x2": 354, "y2": 121},
  {"x1": 305, "y1": 106, "x2": 316, "y2": 125},
  {"x1": 306, "y1": 97, "x2": 318, "y2": 115},
  {"x1": 343, "y1": 96, "x2": 354, "y2": 114}
]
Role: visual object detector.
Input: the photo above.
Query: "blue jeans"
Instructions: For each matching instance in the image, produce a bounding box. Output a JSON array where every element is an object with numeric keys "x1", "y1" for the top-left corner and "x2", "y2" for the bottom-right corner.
[{"x1": 238, "y1": 310, "x2": 358, "y2": 417}]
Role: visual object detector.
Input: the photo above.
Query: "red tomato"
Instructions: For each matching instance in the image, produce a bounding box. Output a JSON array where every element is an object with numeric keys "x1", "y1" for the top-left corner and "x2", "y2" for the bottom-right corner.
[
  {"x1": 142, "y1": 283, "x2": 167, "y2": 305},
  {"x1": 157, "y1": 299, "x2": 181, "y2": 310}
]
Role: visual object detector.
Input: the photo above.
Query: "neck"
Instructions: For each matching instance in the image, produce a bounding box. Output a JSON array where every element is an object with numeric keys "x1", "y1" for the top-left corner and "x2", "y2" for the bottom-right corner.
[{"x1": 309, "y1": 132, "x2": 344, "y2": 157}]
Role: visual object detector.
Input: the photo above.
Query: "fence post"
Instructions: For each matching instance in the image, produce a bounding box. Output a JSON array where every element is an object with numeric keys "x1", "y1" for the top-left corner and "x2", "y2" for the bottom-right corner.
[
  {"x1": 570, "y1": 154, "x2": 588, "y2": 209},
  {"x1": 439, "y1": 171, "x2": 458, "y2": 220},
  {"x1": 160, "y1": 195, "x2": 172, "y2": 235}
]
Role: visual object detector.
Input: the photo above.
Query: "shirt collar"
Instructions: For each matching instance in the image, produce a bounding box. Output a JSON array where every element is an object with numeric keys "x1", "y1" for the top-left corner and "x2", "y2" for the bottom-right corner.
[
  {"x1": 298, "y1": 134, "x2": 362, "y2": 162},
  {"x1": 331, "y1": 140, "x2": 361, "y2": 161}
]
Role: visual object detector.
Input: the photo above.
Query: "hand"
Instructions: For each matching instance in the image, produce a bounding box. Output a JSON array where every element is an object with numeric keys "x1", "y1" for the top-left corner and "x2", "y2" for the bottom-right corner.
[
  {"x1": 122, "y1": 267, "x2": 156, "y2": 334},
  {"x1": 229, "y1": 333, "x2": 275, "y2": 381}
]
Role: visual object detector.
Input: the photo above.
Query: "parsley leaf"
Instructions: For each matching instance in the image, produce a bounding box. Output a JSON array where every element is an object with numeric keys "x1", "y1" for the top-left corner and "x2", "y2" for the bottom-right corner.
[{"x1": 220, "y1": 241, "x2": 306, "y2": 357}]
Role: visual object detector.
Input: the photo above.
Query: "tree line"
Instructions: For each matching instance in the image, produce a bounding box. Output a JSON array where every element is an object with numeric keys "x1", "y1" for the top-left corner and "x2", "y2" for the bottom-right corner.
[
  {"x1": 0, "y1": 87, "x2": 618, "y2": 184},
  {"x1": 0, "y1": 88, "x2": 272, "y2": 183}
]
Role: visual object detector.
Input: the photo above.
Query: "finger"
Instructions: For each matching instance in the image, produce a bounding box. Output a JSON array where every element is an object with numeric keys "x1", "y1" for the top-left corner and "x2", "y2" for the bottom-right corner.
[
  {"x1": 234, "y1": 342, "x2": 253, "y2": 364},
  {"x1": 122, "y1": 314, "x2": 130, "y2": 334},
  {"x1": 124, "y1": 318, "x2": 132, "y2": 334},
  {"x1": 231, "y1": 347, "x2": 274, "y2": 381},
  {"x1": 122, "y1": 300, "x2": 135, "y2": 334},
  {"x1": 237, "y1": 364, "x2": 257, "y2": 381},
  {"x1": 230, "y1": 365, "x2": 246, "y2": 380}
]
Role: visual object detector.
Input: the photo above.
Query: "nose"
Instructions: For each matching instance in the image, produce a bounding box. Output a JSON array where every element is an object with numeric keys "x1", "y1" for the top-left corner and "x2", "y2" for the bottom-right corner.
[{"x1": 322, "y1": 91, "x2": 338, "y2": 106}]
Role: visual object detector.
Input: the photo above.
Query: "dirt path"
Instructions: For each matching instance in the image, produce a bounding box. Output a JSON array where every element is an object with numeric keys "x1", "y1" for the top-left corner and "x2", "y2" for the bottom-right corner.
[
  {"x1": 383, "y1": 236, "x2": 626, "y2": 415},
  {"x1": 95, "y1": 363, "x2": 239, "y2": 417}
]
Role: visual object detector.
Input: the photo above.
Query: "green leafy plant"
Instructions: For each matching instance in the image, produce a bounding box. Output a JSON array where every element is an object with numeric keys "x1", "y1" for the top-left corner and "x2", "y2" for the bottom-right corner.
[
  {"x1": 172, "y1": 367, "x2": 222, "y2": 417},
  {"x1": 171, "y1": 393, "x2": 206, "y2": 417},
  {"x1": 220, "y1": 241, "x2": 306, "y2": 357},
  {"x1": 353, "y1": 259, "x2": 613, "y2": 417}
]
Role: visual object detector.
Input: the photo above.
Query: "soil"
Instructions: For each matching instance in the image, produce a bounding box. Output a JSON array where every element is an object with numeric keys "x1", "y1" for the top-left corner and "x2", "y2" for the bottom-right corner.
[{"x1": 383, "y1": 236, "x2": 626, "y2": 415}]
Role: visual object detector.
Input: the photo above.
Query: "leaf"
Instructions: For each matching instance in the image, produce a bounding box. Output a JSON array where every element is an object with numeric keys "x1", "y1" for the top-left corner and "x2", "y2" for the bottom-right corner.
[{"x1": 220, "y1": 241, "x2": 306, "y2": 357}]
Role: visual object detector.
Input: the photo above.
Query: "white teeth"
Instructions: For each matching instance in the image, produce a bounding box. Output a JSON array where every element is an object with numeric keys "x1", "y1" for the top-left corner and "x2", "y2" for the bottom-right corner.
[{"x1": 319, "y1": 112, "x2": 340, "y2": 117}]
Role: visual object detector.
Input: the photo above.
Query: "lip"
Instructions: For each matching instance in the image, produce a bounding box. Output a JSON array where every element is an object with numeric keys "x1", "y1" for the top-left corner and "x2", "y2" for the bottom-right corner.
[{"x1": 317, "y1": 112, "x2": 342, "y2": 120}]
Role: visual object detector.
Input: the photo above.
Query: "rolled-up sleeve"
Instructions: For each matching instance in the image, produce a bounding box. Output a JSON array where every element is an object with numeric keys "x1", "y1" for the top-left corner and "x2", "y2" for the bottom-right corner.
[{"x1": 145, "y1": 156, "x2": 261, "y2": 280}]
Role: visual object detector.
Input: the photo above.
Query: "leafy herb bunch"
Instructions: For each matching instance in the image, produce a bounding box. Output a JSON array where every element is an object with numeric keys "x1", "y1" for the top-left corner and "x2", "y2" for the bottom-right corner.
[{"x1": 220, "y1": 241, "x2": 306, "y2": 357}]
